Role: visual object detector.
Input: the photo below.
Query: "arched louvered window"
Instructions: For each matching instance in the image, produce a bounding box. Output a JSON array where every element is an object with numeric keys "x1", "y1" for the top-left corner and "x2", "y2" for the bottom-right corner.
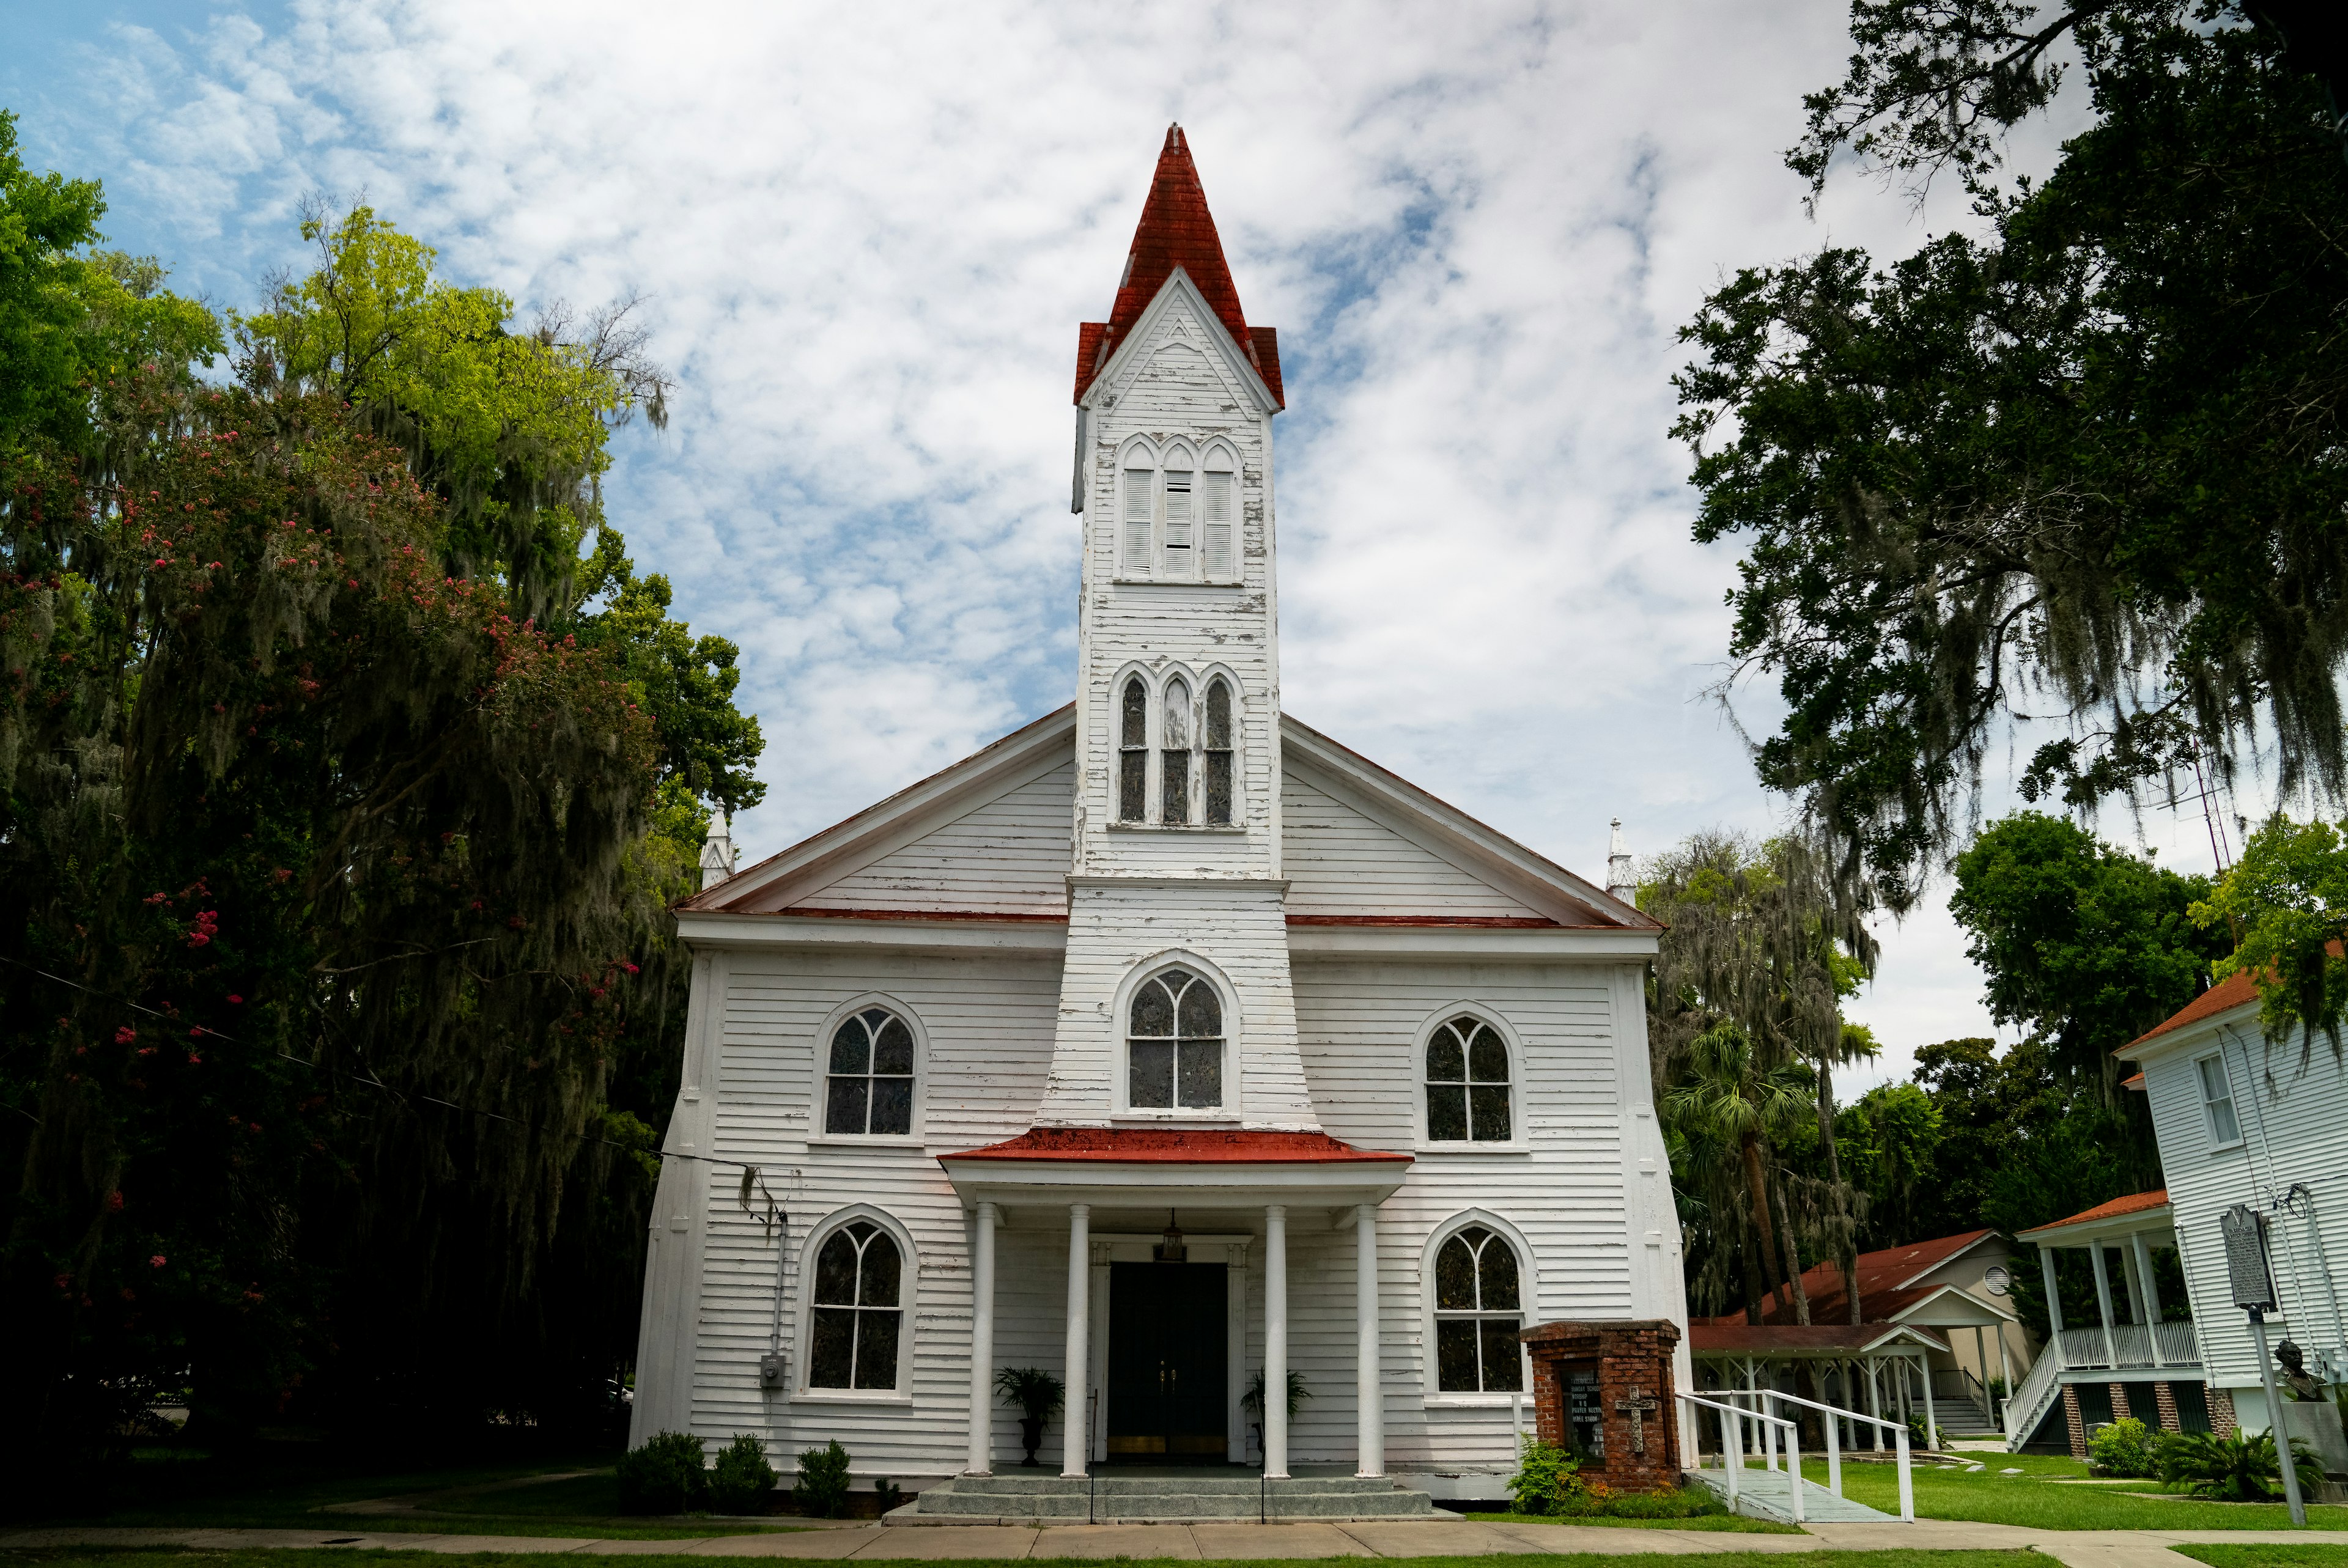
[
  {"x1": 808, "y1": 1220, "x2": 903, "y2": 1389},
  {"x1": 1434, "y1": 1224, "x2": 1523, "y2": 1392},
  {"x1": 1425, "y1": 1015, "x2": 1512, "y2": 1142},
  {"x1": 1162, "y1": 678, "x2": 1191, "y2": 825},
  {"x1": 1119, "y1": 677, "x2": 1148, "y2": 823},
  {"x1": 1202, "y1": 454, "x2": 1235, "y2": 578},
  {"x1": 825, "y1": 1007, "x2": 916, "y2": 1136},
  {"x1": 1123, "y1": 462, "x2": 1154, "y2": 574},
  {"x1": 1204, "y1": 679, "x2": 1234, "y2": 826},
  {"x1": 1162, "y1": 463, "x2": 1194, "y2": 577},
  {"x1": 1128, "y1": 966, "x2": 1223, "y2": 1110}
]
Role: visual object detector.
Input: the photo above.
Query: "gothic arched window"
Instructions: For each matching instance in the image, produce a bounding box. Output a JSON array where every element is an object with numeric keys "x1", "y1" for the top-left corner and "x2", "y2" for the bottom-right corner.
[
  {"x1": 1162, "y1": 678, "x2": 1192, "y2": 825},
  {"x1": 1128, "y1": 966, "x2": 1223, "y2": 1110},
  {"x1": 1425, "y1": 1015, "x2": 1512, "y2": 1143},
  {"x1": 1202, "y1": 451, "x2": 1235, "y2": 578},
  {"x1": 1162, "y1": 461, "x2": 1194, "y2": 578},
  {"x1": 1123, "y1": 461, "x2": 1154, "y2": 575},
  {"x1": 1119, "y1": 677, "x2": 1148, "y2": 823},
  {"x1": 1434, "y1": 1224, "x2": 1523, "y2": 1392},
  {"x1": 808, "y1": 1220, "x2": 904, "y2": 1389},
  {"x1": 825, "y1": 1007, "x2": 916, "y2": 1136},
  {"x1": 1204, "y1": 679, "x2": 1234, "y2": 826}
]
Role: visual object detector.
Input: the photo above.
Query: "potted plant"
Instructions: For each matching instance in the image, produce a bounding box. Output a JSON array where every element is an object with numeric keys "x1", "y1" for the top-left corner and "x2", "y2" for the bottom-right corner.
[
  {"x1": 994, "y1": 1366, "x2": 1065, "y2": 1468},
  {"x1": 1241, "y1": 1369, "x2": 1311, "y2": 1460}
]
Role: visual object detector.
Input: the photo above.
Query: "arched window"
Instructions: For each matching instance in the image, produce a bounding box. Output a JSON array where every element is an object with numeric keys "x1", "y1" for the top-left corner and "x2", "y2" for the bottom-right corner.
[
  {"x1": 1162, "y1": 460, "x2": 1194, "y2": 578},
  {"x1": 1203, "y1": 679, "x2": 1234, "y2": 826},
  {"x1": 1202, "y1": 452, "x2": 1235, "y2": 578},
  {"x1": 1425, "y1": 1015, "x2": 1512, "y2": 1142},
  {"x1": 1434, "y1": 1224, "x2": 1523, "y2": 1392},
  {"x1": 1118, "y1": 677, "x2": 1148, "y2": 823},
  {"x1": 1162, "y1": 678, "x2": 1192, "y2": 825},
  {"x1": 1123, "y1": 460, "x2": 1154, "y2": 574},
  {"x1": 825, "y1": 1007, "x2": 915, "y2": 1135},
  {"x1": 1128, "y1": 966, "x2": 1223, "y2": 1110},
  {"x1": 808, "y1": 1220, "x2": 903, "y2": 1389}
]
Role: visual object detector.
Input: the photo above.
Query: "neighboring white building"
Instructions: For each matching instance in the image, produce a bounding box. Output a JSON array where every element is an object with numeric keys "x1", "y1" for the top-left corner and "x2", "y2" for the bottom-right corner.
[
  {"x1": 629, "y1": 127, "x2": 1682, "y2": 1495},
  {"x1": 2110, "y1": 968, "x2": 2348, "y2": 1443}
]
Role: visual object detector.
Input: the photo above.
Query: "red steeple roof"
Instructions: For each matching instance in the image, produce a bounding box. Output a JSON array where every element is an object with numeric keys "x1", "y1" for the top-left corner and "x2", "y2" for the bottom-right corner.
[{"x1": 1074, "y1": 125, "x2": 1282, "y2": 407}]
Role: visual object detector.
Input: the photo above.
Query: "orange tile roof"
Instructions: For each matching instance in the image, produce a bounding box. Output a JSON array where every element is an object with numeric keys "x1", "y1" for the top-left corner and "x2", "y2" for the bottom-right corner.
[
  {"x1": 1705, "y1": 1229, "x2": 1998, "y2": 1327},
  {"x1": 1690, "y1": 1322, "x2": 1949, "y2": 1354},
  {"x1": 2019, "y1": 1188, "x2": 2169, "y2": 1237},
  {"x1": 2125, "y1": 969, "x2": 2258, "y2": 1050},
  {"x1": 1076, "y1": 125, "x2": 1282, "y2": 408}
]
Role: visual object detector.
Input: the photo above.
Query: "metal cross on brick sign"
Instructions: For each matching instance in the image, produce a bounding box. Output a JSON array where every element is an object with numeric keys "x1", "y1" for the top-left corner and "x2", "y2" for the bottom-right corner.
[{"x1": 1614, "y1": 1386, "x2": 1659, "y2": 1456}]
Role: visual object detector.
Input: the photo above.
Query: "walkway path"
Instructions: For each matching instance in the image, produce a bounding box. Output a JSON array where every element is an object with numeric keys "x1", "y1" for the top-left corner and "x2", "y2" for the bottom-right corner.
[{"x1": 13, "y1": 1519, "x2": 2348, "y2": 1564}]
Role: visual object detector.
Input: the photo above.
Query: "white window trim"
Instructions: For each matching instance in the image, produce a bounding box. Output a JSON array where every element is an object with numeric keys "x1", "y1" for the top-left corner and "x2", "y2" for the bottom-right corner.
[
  {"x1": 1110, "y1": 435, "x2": 1244, "y2": 586},
  {"x1": 1105, "y1": 664, "x2": 1249, "y2": 831},
  {"x1": 1160, "y1": 440, "x2": 1198, "y2": 582},
  {"x1": 1116, "y1": 438, "x2": 1159, "y2": 580},
  {"x1": 792, "y1": 1203, "x2": 919, "y2": 1402},
  {"x1": 1411, "y1": 1004, "x2": 1531, "y2": 1154},
  {"x1": 2193, "y1": 1048, "x2": 2246, "y2": 1152},
  {"x1": 1419, "y1": 1210, "x2": 1538, "y2": 1405},
  {"x1": 810, "y1": 994, "x2": 929, "y2": 1146},
  {"x1": 1110, "y1": 951, "x2": 1244, "y2": 1121},
  {"x1": 1199, "y1": 441, "x2": 1239, "y2": 583}
]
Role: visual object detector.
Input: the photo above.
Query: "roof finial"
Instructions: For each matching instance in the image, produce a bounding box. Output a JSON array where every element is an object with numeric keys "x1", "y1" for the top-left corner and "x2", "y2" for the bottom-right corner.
[
  {"x1": 1606, "y1": 818, "x2": 1636, "y2": 908},
  {"x1": 700, "y1": 807, "x2": 737, "y2": 891}
]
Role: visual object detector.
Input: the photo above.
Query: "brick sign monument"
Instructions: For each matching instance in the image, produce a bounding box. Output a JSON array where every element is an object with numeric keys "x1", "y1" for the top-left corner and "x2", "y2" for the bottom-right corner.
[{"x1": 1519, "y1": 1319, "x2": 1683, "y2": 1493}]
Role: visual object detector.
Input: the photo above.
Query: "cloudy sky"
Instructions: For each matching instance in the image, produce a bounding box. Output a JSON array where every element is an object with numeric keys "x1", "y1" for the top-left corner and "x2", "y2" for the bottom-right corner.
[{"x1": 6, "y1": 0, "x2": 2233, "y2": 1086}]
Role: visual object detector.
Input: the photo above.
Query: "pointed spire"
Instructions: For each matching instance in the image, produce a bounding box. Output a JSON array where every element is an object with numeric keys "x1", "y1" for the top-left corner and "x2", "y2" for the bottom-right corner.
[
  {"x1": 1607, "y1": 818, "x2": 1637, "y2": 908},
  {"x1": 1074, "y1": 125, "x2": 1282, "y2": 407},
  {"x1": 700, "y1": 808, "x2": 737, "y2": 891}
]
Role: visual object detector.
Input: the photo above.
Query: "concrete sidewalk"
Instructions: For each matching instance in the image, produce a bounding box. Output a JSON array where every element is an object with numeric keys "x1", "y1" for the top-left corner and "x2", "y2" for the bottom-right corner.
[{"x1": 11, "y1": 1519, "x2": 2348, "y2": 1562}]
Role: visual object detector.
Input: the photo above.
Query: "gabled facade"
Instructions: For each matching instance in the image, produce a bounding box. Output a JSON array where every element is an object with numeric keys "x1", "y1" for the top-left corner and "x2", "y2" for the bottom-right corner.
[{"x1": 629, "y1": 127, "x2": 1680, "y2": 1499}]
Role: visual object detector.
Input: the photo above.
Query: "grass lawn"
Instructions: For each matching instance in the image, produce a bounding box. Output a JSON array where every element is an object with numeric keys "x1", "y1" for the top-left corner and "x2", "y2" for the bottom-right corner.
[
  {"x1": 0, "y1": 1551, "x2": 2047, "y2": 1568},
  {"x1": 19, "y1": 1454, "x2": 804, "y2": 1540},
  {"x1": 1787, "y1": 1453, "x2": 2348, "y2": 1530},
  {"x1": 2176, "y1": 1549, "x2": 2348, "y2": 1568},
  {"x1": 1461, "y1": 1509, "x2": 1799, "y2": 1533}
]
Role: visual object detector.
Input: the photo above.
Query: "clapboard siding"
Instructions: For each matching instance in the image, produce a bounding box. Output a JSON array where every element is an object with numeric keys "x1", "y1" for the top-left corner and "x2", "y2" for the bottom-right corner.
[
  {"x1": 1283, "y1": 773, "x2": 1545, "y2": 918},
  {"x1": 791, "y1": 762, "x2": 1074, "y2": 915}
]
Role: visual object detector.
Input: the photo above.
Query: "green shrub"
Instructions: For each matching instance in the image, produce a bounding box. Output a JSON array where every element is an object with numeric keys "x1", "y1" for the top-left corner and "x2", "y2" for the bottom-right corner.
[
  {"x1": 616, "y1": 1430, "x2": 708, "y2": 1515},
  {"x1": 874, "y1": 1476, "x2": 904, "y2": 1513},
  {"x1": 1556, "y1": 1484, "x2": 1729, "y2": 1519},
  {"x1": 794, "y1": 1438, "x2": 853, "y2": 1518},
  {"x1": 1505, "y1": 1436, "x2": 1581, "y2": 1515},
  {"x1": 2156, "y1": 1428, "x2": 2323, "y2": 1501},
  {"x1": 707, "y1": 1433, "x2": 778, "y2": 1513},
  {"x1": 2089, "y1": 1416, "x2": 2159, "y2": 1479}
]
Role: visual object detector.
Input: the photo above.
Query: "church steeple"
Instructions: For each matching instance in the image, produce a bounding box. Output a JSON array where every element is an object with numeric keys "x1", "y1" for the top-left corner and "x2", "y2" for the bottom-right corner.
[{"x1": 1074, "y1": 125, "x2": 1283, "y2": 408}]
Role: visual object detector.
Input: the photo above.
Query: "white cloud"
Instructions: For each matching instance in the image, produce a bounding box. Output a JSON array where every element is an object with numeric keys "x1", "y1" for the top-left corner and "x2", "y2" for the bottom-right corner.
[{"x1": 9, "y1": 0, "x2": 2100, "y2": 1064}]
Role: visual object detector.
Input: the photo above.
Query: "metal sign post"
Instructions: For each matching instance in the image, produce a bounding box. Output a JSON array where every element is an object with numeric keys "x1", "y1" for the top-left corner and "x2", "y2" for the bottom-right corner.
[{"x1": 2223, "y1": 1204, "x2": 2305, "y2": 1526}]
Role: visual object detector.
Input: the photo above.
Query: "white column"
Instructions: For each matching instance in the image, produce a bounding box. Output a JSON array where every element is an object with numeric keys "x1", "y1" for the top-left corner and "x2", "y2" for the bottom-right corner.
[
  {"x1": 1265, "y1": 1203, "x2": 1290, "y2": 1479},
  {"x1": 1919, "y1": 1352, "x2": 1936, "y2": 1449},
  {"x1": 2040, "y1": 1246, "x2": 2066, "y2": 1364},
  {"x1": 1998, "y1": 1328, "x2": 2015, "y2": 1412},
  {"x1": 2132, "y1": 1231, "x2": 2167, "y2": 1366},
  {"x1": 2089, "y1": 1243, "x2": 2120, "y2": 1367},
  {"x1": 1354, "y1": 1202, "x2": 1383, "y2": 1478},
  {"x1": 966, "y1": 1201, "x2": 997, "y2": 1475},
  {"x1": 1062, "y1": 1203, "x2": 1090, "y2": 1478}
]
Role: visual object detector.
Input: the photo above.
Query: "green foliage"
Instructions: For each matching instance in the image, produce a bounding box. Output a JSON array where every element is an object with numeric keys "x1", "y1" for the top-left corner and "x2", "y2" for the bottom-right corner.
[
  {"x1": 792, "y1": 1439, "x2": 852, "y2": 1519},
  {"x1": 2089, "y1": 1416, "x2": 2160, "y2": 1479},
  {"x1": 616, "y1": 1431, "x2": 708, "y2": 1515},
  {"x1": 1242, "y1": 1367, "x2": 1311, "y2": 1419},
  {"x1": 1677, "y1": 5, "x2": 2348, "y2": 906},
  {"x1": 706, "y1": 1434, "x2": 777, "y2": 1514},
  {"x1": 873, "y1": 1476, "x2": 903, "y2": 1513},
  {"x1": 1552, "y1": 1484, "x2": 1729, "y2": 1519},
  {"x1": 2193, "y1": 814, "x2": 2348, "y2": 1059},
  {"x1": 1504, "y1": 1435, "x2": 1581, "y2": 1515},
  {"x1": 992, "y1": 1365, "x2": 1065, "y2": 1425},
  {"x1": 1953, "y1": 813, "x2": 2224, "y2": 1081},
  {"x1": 2157, "y1": 1428, "x2": 2324, "y2": 1503}
]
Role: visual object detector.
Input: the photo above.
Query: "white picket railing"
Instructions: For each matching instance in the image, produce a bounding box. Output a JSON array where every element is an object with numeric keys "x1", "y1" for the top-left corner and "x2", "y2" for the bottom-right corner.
[
  {"x1": 1690, "y1": 1385, "x2": 1916, "y2": 1523},
  {"x1": 1680, "y1": 1391, "x2": 1806, "y2": 1522},
  {"x1": 2002, "y1": 1320, "x2": 2207, "y2": 1447}
]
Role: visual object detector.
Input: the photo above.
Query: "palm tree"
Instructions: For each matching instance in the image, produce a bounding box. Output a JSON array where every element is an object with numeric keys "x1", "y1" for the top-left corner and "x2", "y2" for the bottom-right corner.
[{"x1": 1663, "y1": 1020, "x2": 1814, "y2": 1319}]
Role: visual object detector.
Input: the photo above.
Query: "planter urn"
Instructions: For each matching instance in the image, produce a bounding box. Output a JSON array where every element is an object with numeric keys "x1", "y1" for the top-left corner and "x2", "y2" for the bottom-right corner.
[{"x1": 1019, "y1": 1417, "x2": 1044, "y2": 1467}]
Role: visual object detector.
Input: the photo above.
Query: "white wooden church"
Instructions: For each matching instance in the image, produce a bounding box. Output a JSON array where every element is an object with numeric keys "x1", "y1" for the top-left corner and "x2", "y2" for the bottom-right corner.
[{"x1": 630, "y1": 127, "x2": 1687, "y2": 1500}]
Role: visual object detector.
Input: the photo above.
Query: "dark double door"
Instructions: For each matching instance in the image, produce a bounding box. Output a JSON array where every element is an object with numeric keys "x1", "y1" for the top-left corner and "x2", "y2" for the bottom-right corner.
[{"x1": 1106, "y1": 1262, "x2": 1227, "y2": 1459}]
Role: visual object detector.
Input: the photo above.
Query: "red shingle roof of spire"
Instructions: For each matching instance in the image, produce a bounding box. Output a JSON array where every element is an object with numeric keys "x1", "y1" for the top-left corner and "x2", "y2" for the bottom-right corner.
[{"x1": 1074, "y1": 125, "x2": 1282, "y2": 407}]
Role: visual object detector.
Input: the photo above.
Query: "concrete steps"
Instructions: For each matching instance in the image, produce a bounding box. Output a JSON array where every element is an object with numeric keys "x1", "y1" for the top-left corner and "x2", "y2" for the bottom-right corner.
[{"x1": 893, "y1": 1473, "x2": 1439, "y2": 1523}]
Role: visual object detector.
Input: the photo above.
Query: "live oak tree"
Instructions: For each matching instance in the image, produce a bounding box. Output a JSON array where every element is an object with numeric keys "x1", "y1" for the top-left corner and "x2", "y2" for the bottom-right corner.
[
  {"x1": 0, "y1": 114, "x2": 763, "y2": 1465},
  {"x1": 1675, "y1": 2, "x2": 2348, "y2": 907}
]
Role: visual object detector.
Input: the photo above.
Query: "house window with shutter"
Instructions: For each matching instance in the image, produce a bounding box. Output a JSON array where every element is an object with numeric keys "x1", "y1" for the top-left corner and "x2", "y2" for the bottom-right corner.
[
  {"x1": 1202, "y1": 465, "x2": 1234, "y2": 578},
  {"x1": 1162, "y1": 467, "x2": 1194, "y2": 577},
  {"x1": 1162, "y1": 678, "x2": 1191, "y2": 824},
  {"x1": 1204, "y1": 679, "x2": 1234, "y2": 826},
  {"x1": 1119, "y1": 678, "x2": 1148, "y2": 822},
  {"x1": 1123, "y1": 466, "x2": 1154, "y2": 575}
]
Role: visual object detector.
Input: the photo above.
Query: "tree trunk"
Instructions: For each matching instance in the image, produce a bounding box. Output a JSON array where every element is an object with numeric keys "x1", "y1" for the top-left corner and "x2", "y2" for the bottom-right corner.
[
  {"x1": 1741, "y1": 1129, "x2": 1790, "y2": 1317},
  {"x1": 1740, "y1": 1217, "x2": 1767, "y2": 1325},
  {"x1": 1774, "y1": 1180, "x2": 1812, "y2": 1327},
  {"x1": 1815, "y1": 1058, "x2": 1864, "y2": 1325}
]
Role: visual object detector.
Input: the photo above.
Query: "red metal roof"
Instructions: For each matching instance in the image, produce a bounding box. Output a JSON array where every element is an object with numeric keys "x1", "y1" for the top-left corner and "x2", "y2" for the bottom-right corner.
[
  {"x1": 1709, "y1": 1229, "x2": 1999, "y2": 1327},
  {"x1": 2020, "y1": 1188, "x2": 2169, "y2": 1238},
  {"x1": 938, "y1": 1127, "x2": 1408, "y2": 1164},
  {"x1": 1690, "y1": 1322, "x2": 1947, "y2": 1355},
  {"x1": 1076, "y1": 125, "x2": 1282, "y2": 408}
]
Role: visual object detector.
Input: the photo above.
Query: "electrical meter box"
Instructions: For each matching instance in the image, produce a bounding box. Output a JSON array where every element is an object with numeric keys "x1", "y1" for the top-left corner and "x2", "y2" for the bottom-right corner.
[{"x1": 758, "y1": 1352, "x2": 787, "y2": 1389}]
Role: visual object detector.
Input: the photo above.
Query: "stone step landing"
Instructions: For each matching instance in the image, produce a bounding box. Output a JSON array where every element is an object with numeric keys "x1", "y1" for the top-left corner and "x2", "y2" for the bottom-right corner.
[{"x1": 893, "y1": 1473, "x2": 1439, "y2": 1523}]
